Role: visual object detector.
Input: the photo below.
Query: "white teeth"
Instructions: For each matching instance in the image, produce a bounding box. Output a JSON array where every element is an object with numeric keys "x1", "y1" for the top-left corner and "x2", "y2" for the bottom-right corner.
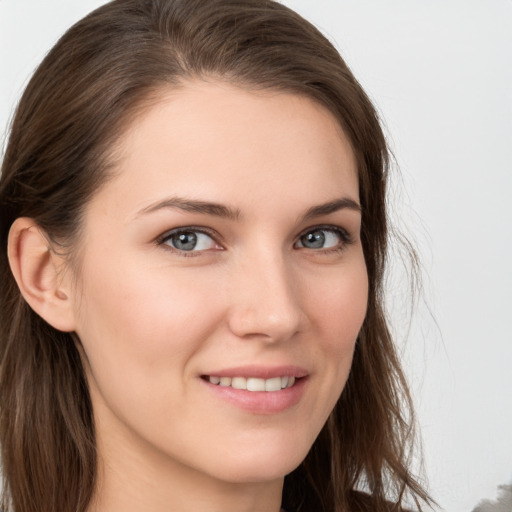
[
  {"x1": 207, "y1": 375, "x2": 297, "y2": 391},
  {"x1": 247, "y1": 378, "x2": 266, "y2": 391},
  {"x1": 231, "y1": 377, "x2": 246, "y2": 389},
  {"x1": 219, "y1": 377, "x2": 232, "y2": 386},
  {"x1": 265, "y1": 377, "x2": 282, "y2": 392}
]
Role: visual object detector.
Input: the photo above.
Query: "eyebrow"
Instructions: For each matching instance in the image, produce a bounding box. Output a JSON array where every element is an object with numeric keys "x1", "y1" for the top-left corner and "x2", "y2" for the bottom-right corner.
[
  {"x1": 135, "y1": 196, "x2": 361, "y2": 221},
  {"x1": 136, "y1": 197, "x2": 242, "y2": 221},
  {"x1": 301, "y1": 197, "x2": 362, "y2": 222}
]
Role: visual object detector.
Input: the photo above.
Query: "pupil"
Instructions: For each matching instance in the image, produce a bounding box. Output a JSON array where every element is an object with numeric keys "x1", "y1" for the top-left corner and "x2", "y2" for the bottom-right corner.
[
  {"x1": 174, "y1": 232, "x2": 197, "y2": 251},
  {"x1": 303, "y1": 230, "x2": 325, "y2": 248}
]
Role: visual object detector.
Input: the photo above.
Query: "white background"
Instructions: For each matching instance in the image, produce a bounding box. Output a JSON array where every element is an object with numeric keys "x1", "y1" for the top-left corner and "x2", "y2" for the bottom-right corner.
[{"x1": 1, "y1": 1, "x2": 511, "y2": 511}]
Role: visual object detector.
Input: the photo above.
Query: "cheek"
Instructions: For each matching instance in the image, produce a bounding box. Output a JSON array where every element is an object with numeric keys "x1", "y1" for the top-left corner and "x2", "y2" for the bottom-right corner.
[
  {"x1": 312, "y1": 259, "x2": 368, "y2": 349},
  {"x1": 73, "y1": 257, "x2": 223, "y2": 396},
  {"x1": 302, "y1": 253, "x2": 368, "y2": 414},
  {"x1": 73, "y1": 260, "x2": 230, "y2": 457}
]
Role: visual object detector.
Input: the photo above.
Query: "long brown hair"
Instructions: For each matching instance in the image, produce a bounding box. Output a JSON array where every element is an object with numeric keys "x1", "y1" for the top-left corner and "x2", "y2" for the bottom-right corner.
[{"x1": 0, "y1": 1, "x2": 432, "y2": 511}]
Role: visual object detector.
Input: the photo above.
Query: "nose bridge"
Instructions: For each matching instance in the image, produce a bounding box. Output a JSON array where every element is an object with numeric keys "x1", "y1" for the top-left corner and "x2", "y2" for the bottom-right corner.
[{"x1": 228, "y1": 245, "x2": 303, "y2": 341}]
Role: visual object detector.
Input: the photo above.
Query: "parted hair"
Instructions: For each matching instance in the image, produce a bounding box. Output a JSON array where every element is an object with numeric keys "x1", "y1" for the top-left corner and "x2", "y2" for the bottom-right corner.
[{"x1": 0, "y1": 1, "x2": 431, "y2": 511}]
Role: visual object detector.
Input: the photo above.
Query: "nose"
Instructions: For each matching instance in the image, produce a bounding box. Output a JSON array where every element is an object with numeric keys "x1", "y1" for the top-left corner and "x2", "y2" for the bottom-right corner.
[{"x1": 227, "y1": 250, "x2": 304, "y2": 343}]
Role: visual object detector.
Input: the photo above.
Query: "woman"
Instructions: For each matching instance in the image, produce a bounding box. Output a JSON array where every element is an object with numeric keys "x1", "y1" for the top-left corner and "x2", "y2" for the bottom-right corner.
[{"x1": 0, "y1": 1, "x2": 432, "y2": 511}]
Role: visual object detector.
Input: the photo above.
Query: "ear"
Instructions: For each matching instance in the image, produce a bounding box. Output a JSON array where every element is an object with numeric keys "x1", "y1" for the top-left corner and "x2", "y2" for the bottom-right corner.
[{"x1": 7, "y1": 218, "x2": 77, "y2": 332}]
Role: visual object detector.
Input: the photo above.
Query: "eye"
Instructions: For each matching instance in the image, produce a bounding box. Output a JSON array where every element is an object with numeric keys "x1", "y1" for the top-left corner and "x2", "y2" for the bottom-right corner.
[
  {"x1": 158, "y1": 229, "x2": 221, "y2": 253},
  {"x1": 295, "y1": 227, "x2": 350, "y2": 250}
]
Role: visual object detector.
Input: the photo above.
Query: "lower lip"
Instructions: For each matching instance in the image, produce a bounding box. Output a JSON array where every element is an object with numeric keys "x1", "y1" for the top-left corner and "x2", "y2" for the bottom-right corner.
[{"x1": 201, "y1": 377, "x2": 307, "y2": 415}]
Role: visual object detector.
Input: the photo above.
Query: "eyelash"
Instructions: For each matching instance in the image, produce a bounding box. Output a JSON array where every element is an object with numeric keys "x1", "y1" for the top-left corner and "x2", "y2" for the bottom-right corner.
[
  {"x1": 296, "y1": 225, "x2": 354, "y2": 254},
  {"x1": 155, "y1": 225, "x2": 354, "y2": 257}
]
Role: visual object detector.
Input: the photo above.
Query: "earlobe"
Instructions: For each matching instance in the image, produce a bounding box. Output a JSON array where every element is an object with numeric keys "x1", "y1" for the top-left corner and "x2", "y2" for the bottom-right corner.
[{"x1": 7, "y1": 218, "x2": 77, "y2": 332}]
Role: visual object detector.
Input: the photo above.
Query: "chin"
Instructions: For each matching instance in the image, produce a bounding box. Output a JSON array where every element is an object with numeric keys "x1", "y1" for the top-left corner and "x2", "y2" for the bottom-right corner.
[{"x1": 203, "y1": 437, "x2": 311, "y2": 484}]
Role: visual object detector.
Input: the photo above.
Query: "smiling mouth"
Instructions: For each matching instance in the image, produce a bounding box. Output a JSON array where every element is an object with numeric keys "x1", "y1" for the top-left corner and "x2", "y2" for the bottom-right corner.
[{"x1": 202, "y1": 375, "x2": 297, "y2": 391}]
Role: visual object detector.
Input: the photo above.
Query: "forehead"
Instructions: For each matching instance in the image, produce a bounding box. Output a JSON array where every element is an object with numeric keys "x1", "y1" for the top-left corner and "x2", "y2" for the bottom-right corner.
[{"x1": 97, "y1": 80, "x2": 359, "y2": 218}]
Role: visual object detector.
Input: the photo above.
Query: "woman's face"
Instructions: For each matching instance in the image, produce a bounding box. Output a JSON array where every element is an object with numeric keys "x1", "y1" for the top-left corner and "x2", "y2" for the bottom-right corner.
[{"x1": 71, "y1": 81, "x2": 368, "y2": 486}]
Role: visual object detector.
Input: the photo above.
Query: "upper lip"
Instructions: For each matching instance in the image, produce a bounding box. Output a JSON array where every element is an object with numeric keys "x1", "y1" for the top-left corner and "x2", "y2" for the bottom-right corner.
[{"x1": 202, "y1": 365, "x2": 309, "y2": 379}]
